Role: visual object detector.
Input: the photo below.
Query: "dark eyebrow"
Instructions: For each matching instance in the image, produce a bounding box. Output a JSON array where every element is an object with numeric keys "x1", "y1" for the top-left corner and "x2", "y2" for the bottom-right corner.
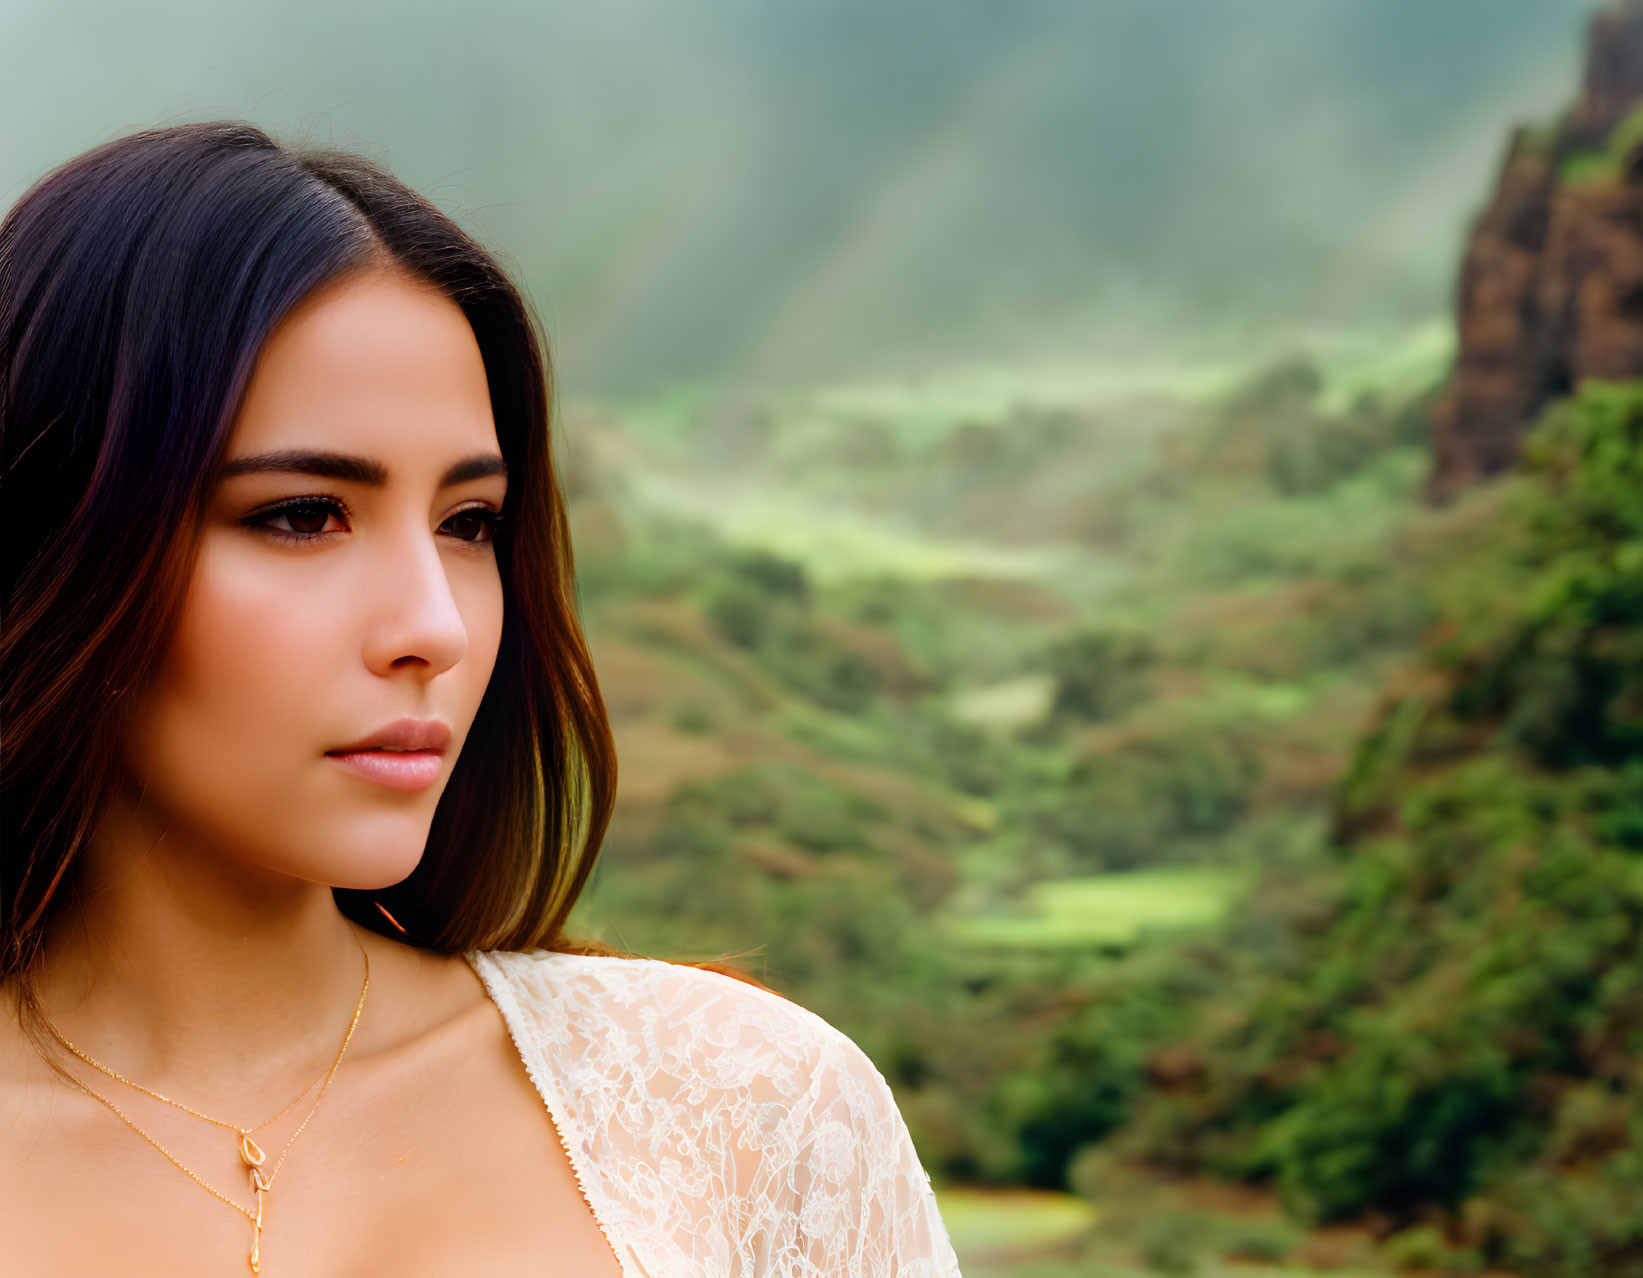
[{"x1": 217, "y1": 450, "x2": 508, "y2": 489}]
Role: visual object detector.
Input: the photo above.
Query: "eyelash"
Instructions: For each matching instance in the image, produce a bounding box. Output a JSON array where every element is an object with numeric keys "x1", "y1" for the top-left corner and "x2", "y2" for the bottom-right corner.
[{"x1": 240, "y1": 496, "x2": 507, "y2": 548}]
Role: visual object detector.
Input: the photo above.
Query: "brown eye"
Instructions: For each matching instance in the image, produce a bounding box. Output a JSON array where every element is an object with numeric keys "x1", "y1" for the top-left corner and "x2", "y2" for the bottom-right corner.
[
  {"x1": 444, "y1": 507, "x2": 504, "y2": 544},
  {"x1": 241, "y1": 497, "x2": 349, "y2": 544},
  {"x1": 285, "y1": 505, "x2": 333, "y2": 534}
]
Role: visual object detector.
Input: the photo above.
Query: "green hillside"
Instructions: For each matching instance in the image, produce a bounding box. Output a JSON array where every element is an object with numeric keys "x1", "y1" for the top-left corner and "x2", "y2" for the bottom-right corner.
[
  {"x1": 552, "y1": 323, "x2": 1642, "y2": 1274},
  {"x1": 549, "y1": 40, "x2": 1643, "y2": 1265},
  {"x1": 1034, "y1": 383, "x2": 1643, "y2": 1275},
  {"x1": 549, "y1": 333, "x2": 1481, "y2": 1269}
]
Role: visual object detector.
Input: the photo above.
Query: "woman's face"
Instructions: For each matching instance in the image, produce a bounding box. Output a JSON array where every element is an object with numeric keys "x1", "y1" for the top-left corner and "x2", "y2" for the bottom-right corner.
[{"x1": 117, "y1": 267, "x2": 507, "y2": 890}]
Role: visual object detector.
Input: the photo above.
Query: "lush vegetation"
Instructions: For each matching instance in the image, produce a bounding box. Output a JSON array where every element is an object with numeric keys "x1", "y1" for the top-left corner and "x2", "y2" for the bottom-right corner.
[
  {"x1": 1021, "y1": 382, "x2": 1643, "y2": 1275},
  {"x1": 559, "y1": 24, "x2": 1641, "y2": 1272},
  {"x1": 558, "y1": 89, "x2": 1643, "y2": 1271},
  {"x1": 556, "y1": 330, "x2": 1642, "y2": 1273}
]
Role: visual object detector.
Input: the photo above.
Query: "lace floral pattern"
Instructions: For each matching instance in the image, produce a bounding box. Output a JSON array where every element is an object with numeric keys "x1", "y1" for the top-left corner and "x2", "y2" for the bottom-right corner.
[{"x1": 464, "y1": 948, "x2": 964, "y2": 1277}]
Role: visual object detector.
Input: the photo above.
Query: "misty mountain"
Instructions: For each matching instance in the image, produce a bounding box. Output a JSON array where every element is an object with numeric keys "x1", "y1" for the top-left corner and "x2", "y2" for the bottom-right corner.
[{"x1": 0, "y1": 0, "x2": 1596, "y2": 395}]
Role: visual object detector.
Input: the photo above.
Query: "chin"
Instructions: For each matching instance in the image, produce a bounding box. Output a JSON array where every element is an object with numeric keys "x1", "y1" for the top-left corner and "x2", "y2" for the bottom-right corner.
[
  {"x1": 280, "y1": 815, "x2": 432, "y2": 891},
  {"x1": 323, "y1": 859, "x2": 426, "y2": 893},
  {"x1": 321, "y1": 842, "x2": 430, "y2": 892}
]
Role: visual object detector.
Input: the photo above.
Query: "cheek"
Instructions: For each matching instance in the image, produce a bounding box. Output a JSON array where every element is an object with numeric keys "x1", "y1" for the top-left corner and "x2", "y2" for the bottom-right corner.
[
  {"x1": 444, "y1": 567, "x2": 505, "y2": 761},
  {"x1": 466, "y1": 571, "x2": 505, "y2": 693},
  {"x1": 125, "y1": 537, "x2": 344, "y2": 832},
  {"x1": 118, "y1": 533, "x2": 504, "y2": 882}
]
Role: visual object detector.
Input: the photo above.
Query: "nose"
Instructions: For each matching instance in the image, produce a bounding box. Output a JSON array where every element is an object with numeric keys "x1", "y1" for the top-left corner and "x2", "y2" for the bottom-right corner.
[{"x1": 360, "y1": 520, "x2": 470, "y2": 680}]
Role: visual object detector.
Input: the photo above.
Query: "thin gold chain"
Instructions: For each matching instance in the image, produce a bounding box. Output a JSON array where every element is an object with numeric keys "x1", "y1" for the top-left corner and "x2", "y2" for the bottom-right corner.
[
  {"x1": 37, "y1": 929, "x2": 371, "y2": 1273},
  {"x1": 41, "y1": 928, "x2": 369, "y2": 1135},
  {"x1": 45, "y1": 1023, "x2": 322, "y2": 1134},
  {"x1": 54, "y1": 1069, "x2": 280, "y2": 1221}
]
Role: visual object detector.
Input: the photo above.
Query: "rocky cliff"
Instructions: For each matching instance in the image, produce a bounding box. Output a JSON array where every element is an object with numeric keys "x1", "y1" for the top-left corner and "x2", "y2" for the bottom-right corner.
[{"x1": 1428, "y1": 0, "x2": 1643, "y2": 501}]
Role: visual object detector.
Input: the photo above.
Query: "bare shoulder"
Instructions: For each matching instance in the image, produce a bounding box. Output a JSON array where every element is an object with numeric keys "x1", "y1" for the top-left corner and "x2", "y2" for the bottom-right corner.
[
  {"x1": 339, "y1": 930, "x2": 502, "y2": 1066},
  {"x1": 0, "y1": 979, "x2": 77, "y2": 1196},
  {"x1": 0, "y1": 976, "x2": 59, "y2": 1093}
]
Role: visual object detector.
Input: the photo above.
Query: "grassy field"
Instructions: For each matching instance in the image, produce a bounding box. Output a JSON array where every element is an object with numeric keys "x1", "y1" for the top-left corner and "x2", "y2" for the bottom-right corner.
[
  {"x1": 937, "y1": 1168, "x2": 1403, "y2": 1277},
  {"x1": 940, "y1": 867, "x2": 1253, "y2": 950}
]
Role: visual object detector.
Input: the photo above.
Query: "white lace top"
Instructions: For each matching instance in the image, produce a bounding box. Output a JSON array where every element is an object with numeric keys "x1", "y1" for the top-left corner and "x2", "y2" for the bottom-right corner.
[{"x1": 463, "y1": 947, "x2": 964, "y2": 1277}]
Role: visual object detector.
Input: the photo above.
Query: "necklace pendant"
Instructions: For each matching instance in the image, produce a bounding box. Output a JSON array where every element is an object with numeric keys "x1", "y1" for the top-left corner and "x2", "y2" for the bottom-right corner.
[
  {"x1": 248, "y1": 1180, "x2": 267, "y2": 1274},
  {"x1": 239, "y1": 1131, "x2": 267, "y2": 1168}
]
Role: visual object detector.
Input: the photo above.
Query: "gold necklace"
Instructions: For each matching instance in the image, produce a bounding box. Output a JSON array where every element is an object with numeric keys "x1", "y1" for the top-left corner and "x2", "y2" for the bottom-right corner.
[
  {"x1": 40, "y1": 925, "x2": 370, "y2": 1133},
  {"x1": 38, "y1": 930, "x2": 371, "y2": 1275},
  {"x1": 46, "y1": 1009, "x2": 331, "y2": 1134}
]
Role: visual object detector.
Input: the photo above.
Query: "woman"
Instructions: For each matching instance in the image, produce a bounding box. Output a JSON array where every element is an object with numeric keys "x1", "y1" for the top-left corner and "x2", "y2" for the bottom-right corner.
[{"x1": 0, "y1": 121, "x2": 962, "y2": 1277}]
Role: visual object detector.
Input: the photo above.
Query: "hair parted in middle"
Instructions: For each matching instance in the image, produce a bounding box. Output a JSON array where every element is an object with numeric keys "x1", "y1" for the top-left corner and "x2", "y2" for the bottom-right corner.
[{"x1": 0, "y1": 120, "x2": 772, "y2": 1016}]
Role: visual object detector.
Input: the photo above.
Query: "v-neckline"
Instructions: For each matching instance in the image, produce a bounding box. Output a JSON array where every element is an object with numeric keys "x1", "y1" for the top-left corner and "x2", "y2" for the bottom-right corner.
[{"x1": 462, "y1": 949, "x2": 644, "y2": 1278}]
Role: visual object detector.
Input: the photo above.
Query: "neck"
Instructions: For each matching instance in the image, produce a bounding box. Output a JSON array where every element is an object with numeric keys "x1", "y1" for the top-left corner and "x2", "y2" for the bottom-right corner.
[{"x1": 26, "y1": 780, "x2": 377, "y2": 1108}]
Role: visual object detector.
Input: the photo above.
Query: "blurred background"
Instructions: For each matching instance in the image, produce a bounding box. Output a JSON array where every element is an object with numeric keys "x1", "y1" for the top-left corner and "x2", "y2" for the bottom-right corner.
[{"x1": 6, "y1": 1, "x2": 1641, "y2": 1273}]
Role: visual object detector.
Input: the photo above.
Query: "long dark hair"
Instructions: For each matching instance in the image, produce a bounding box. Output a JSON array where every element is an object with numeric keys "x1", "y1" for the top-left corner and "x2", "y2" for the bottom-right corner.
[{"x1": 1, "y1": 121, "x2": 766, "y2": 1032}]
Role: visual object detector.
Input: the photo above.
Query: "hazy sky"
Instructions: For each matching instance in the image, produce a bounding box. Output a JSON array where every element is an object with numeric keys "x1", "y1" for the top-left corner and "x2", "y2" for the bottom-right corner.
[{"x1": 1, "y1": 0, "x2": 1599, "y2": 397}]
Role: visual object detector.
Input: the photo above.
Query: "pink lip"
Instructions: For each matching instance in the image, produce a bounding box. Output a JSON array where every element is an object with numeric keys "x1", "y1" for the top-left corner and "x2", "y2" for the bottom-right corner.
[
  {"x1": 328, "y1": 716, "x2": 452, "y2": 754},
  {"x1": 326, "y1": 749, "x2": 444, "y2": 792},
  {"x1": 325, "y1": 716, "x2": 451, "y2": 792}
]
